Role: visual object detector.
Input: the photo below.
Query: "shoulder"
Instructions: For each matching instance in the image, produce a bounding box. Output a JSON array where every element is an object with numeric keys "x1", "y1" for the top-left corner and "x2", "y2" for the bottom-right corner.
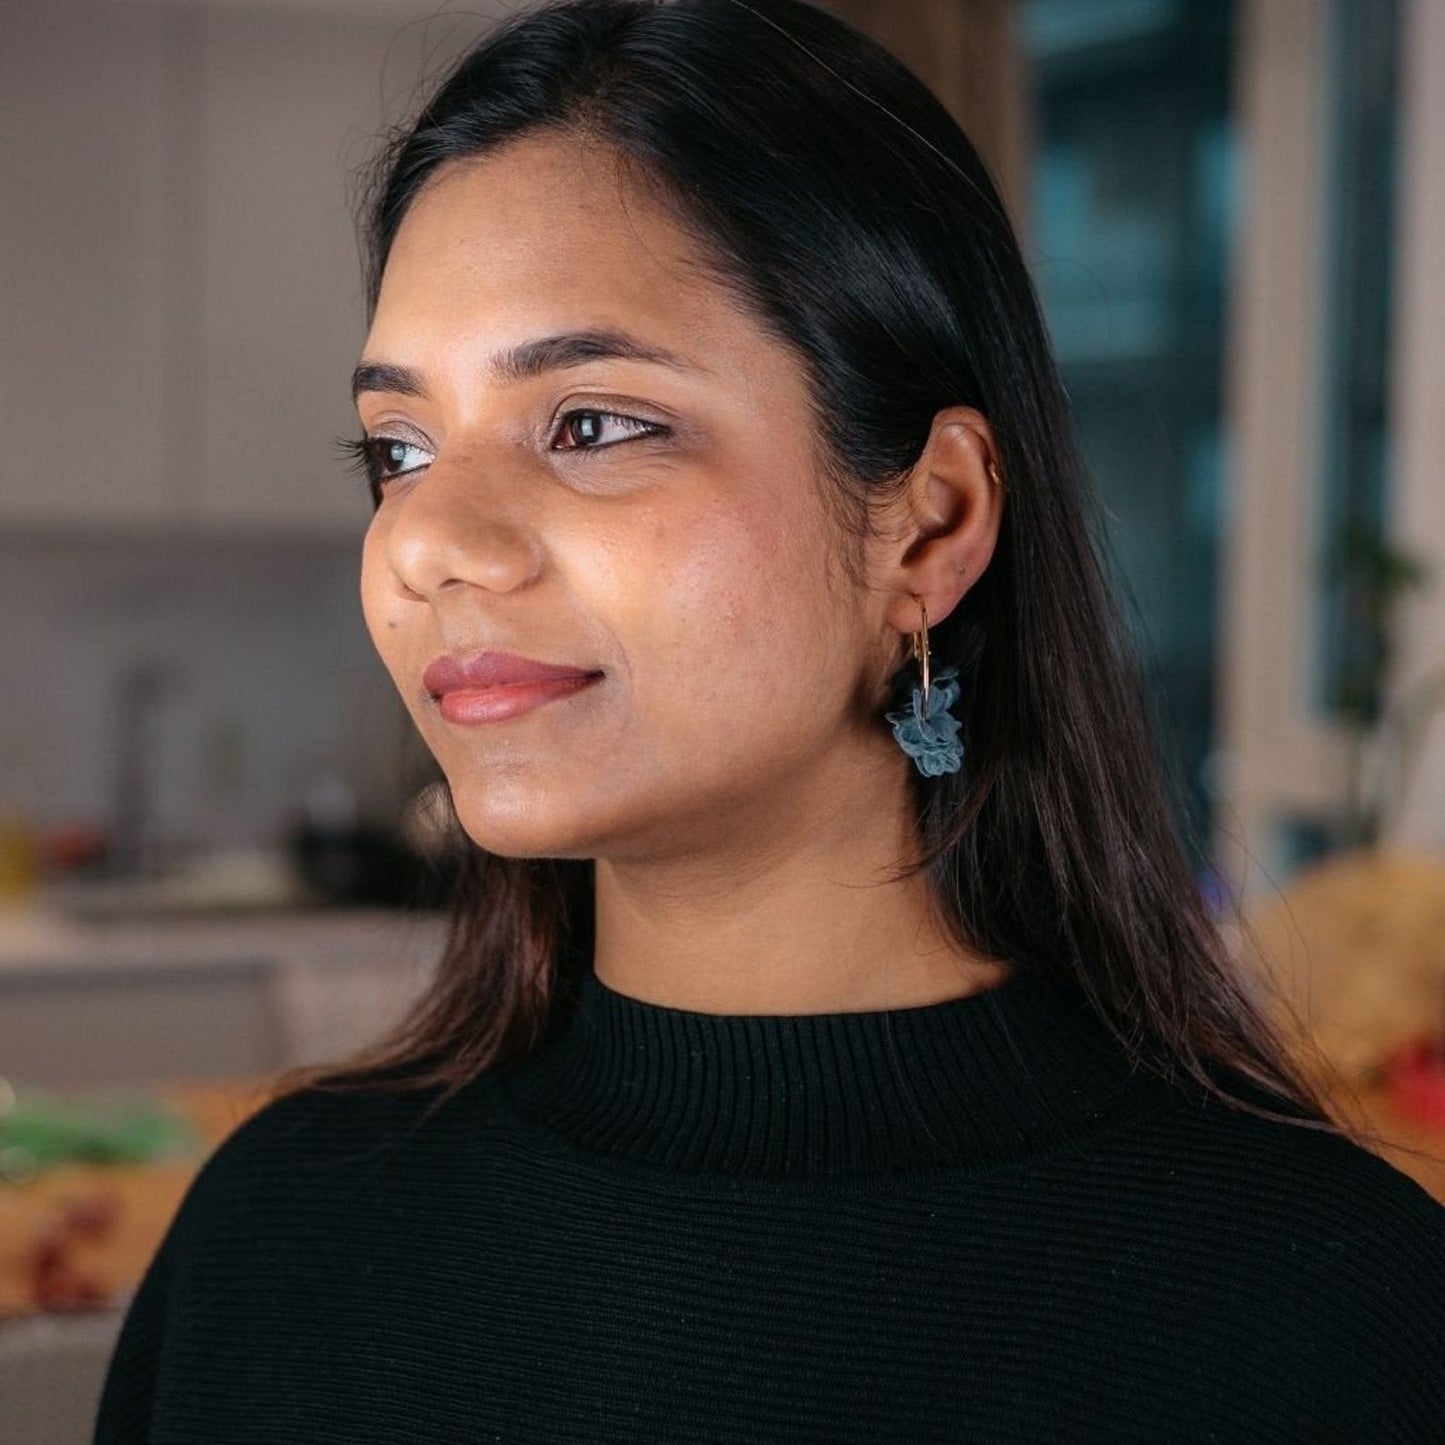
[
  {"x1": 95, "y1": 1075, "x2": 486, "y2": 1438},
  {"x1": 1102, "y1": 1084, "x2": 1445, "y2": 1431},
  {"x1": 1135, "y1": 1081, "x2": 1445, "y2": 1335},
  {"x1": 1138, "y1": 1075, "x2": 1445, "y2": 1254},
  {"x1": 1076, "y1": 1066, "x2": 1445, "y2": 1320},
  {"x1": 1221, "y1": 1115, "x2": 1445, "y2": 1431},
  {"x1": 169, "y1": 1069, "x2": 501, "y2": 1237},
  {"x1": 196, "y1": 1078, "x2": 425, "y2": 1172}
]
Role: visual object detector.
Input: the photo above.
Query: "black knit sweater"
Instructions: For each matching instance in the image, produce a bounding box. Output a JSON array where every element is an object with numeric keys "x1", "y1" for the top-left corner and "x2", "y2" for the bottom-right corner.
[{"x1": 95, "y1": 963, "x2": 1445, "y2": 1443}]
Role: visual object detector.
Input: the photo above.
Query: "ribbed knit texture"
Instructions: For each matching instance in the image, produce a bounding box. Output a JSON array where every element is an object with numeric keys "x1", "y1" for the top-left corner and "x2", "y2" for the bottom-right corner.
[{"x1": 94, "y1": 963, "x2": 1445, "y2": 1443}]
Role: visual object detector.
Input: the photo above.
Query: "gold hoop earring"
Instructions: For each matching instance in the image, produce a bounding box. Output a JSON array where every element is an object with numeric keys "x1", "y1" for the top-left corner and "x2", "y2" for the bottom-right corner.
[
  {"x1": 910, "y1": 595, "x2": 933, "y2": 698},
  {"x1": 885, "y1": 593, "x2": 964, "y2": 776}
]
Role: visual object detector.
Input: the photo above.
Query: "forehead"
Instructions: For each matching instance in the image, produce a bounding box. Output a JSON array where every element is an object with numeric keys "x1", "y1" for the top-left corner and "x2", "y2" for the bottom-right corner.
[{"x1": 369, "y1": 132, "x2": 741, "y2": 355}]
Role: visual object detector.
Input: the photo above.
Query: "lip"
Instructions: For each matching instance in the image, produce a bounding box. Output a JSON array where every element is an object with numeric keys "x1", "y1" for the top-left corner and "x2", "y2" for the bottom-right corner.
[
  {"x1": 423, "y1": 649, "x2": 601, "y2": 695},
  {"x1": 423, "y1": 649, "x2": 604, "y2": 726}
]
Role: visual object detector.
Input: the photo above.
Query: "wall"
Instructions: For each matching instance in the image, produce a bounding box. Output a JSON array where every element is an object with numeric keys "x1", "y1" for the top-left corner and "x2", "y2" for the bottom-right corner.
[
  {"x1": 1383, "y1": 0, "x2": 1445, "y2": 846},
  {"x1": 0, "y1": 534, "x2": 419, "y2": 850},
  {"x1": 827, "y1": 0, "x2": 1028, "y2": 228},
  {"x1": 0, "y1": 0, "x2": 486, "y2": 857}
]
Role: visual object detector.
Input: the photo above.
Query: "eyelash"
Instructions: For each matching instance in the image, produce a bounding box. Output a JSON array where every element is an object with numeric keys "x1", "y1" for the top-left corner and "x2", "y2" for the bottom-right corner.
[{"x1": 335, "y1": 407, "x2": 671, "y2": 508}]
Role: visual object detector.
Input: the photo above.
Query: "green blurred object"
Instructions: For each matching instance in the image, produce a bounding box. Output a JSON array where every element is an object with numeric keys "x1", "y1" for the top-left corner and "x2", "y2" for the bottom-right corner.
[{"x1": 0, "y1": 1075, "x2": 202, "y2": 1184}]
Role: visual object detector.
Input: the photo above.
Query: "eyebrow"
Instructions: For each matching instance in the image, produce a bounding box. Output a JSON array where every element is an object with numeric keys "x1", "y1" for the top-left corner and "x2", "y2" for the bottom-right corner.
[{"x1": 350, "y1": 328, "x2": 702, "y2": 403}]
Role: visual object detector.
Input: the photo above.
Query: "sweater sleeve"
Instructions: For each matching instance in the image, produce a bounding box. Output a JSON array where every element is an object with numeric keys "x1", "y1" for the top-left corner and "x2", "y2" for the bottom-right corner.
[
  {"x1": 1331, "y1": 1177, "x2": 1445, "y2": 1442},
  {"x1": 88, "y1": 1085, "x2": 337, "y2": 1442},
  {"x1": 90, "y1": 1192, "x2": 185, "y2": 1442}
]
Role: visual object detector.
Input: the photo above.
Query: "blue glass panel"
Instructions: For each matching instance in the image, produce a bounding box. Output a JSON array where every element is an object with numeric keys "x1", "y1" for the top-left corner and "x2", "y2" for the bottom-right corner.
[
  {"x1": 1022, "y1": 0, "x2": 1235, "y2": 852},
  {"x1": 1312, "y1": 0, "x2": 1400, "y2": 732}
]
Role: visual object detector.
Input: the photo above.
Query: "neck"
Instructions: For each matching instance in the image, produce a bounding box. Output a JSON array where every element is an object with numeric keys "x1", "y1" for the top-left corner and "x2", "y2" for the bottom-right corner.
[{"x1": 591, "y1": 763, "x2": 1005, "y2": 1014}]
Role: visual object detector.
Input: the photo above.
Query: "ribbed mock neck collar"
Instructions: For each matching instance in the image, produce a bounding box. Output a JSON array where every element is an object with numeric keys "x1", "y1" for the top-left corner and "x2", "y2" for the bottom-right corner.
[{"x1": 499, "y1": 965, "x2": 1166, "y2": 1179}]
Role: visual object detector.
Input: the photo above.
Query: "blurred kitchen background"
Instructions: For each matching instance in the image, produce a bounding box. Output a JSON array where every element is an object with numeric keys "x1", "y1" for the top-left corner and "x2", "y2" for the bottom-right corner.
[{"x1": 3, "y1": 1, "x2": 1445, "y2": 1438}]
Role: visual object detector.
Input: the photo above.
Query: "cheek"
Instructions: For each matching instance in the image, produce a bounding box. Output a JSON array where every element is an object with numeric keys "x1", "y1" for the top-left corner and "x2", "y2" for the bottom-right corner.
[
  {"x1": 358, "y1": 524, "x2": 408, "y2": 686},
  {"x1": 619, "y1": 487, "x2": 832, "y2": 734}
]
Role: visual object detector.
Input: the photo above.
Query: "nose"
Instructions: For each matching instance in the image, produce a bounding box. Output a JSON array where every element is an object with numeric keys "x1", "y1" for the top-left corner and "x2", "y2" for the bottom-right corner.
[{"x1": 379, "y1": 453, "x2": 541, "y2": 602}]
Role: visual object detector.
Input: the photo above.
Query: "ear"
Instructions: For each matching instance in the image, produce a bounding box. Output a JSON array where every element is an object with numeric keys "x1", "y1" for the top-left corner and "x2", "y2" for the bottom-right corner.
[{"x1": 871, "y1": 405, "x2": 1006, "y2": 644}]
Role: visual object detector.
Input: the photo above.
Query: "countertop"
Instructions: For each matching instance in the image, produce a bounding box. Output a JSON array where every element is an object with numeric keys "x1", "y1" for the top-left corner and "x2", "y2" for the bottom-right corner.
[{"x1": 0, "y1": 899, "x2": 448, "y2": 974}]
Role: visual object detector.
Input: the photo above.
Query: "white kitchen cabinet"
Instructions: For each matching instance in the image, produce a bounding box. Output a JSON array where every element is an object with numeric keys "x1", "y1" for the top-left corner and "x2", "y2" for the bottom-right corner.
[
  {"x1": 0, "y1": 3, "x2": 177, "y2": 526},
  {"x1": 0, "y1": 1, "x2": 476, "y2": 536},
  {"x1": 0, "y1": 958, "x2": 286, "y2": 1086},
  {"x1": 0, "y1": 905, "x2": 446, "y2": 1087},
  {"x1": 193, "y1": 8, "x2": 398, "y2": 533}
]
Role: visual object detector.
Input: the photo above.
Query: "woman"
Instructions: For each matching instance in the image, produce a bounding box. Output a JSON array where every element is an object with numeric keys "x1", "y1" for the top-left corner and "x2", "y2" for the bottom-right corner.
[{"x1": 96, "y1": 1, "x2": 1444, "y2": 1440}]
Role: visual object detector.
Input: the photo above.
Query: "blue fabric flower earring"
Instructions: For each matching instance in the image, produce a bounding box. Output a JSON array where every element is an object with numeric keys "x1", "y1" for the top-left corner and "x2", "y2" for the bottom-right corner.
[{"x1": 885, "y1": 592, "x2": 964, "y2": 777}]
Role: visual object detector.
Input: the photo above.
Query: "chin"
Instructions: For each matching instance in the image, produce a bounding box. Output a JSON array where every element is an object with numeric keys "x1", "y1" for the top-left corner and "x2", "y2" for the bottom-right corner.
[{"x1": 447, "y1": 783, "x2": 597, "y2": 861}]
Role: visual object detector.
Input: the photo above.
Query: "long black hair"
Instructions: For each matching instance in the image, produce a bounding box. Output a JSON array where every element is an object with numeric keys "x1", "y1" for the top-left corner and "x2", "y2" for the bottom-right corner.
[{"x1": 277, "y1": 0, "x2": 1360, "y2": 1145}]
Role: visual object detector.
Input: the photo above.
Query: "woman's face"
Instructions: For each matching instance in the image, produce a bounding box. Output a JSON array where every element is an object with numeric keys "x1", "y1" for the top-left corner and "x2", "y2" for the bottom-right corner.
[{"x1": 357, "y1": 132, "x2": 901, "y2": 861}]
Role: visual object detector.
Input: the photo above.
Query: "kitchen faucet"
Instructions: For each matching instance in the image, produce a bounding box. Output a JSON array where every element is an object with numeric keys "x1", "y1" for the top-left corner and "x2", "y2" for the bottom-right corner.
[{"x1": 110, "y1": 661, "x2": 181, "y2": 879}]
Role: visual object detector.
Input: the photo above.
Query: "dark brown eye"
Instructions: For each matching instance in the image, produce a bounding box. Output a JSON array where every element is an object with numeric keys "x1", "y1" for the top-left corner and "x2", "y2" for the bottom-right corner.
[
  {"x1": 552, "y1": 409, "x2": 667, "y2": 450},
  {"x1": 367, "y1": 437, "x2": 432, "y2": 479},
  {"x1": 336, "y1": 433, "x2": 433, "y2": 510}
]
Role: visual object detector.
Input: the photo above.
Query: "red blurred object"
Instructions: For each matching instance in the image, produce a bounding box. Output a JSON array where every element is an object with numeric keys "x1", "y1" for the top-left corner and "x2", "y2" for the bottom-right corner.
[
  {"x1": 58, "y1": 1191, "x2": 122, "y2": 1237},
  {"x1": 1384, "y1": 1033, "x2": 1445, "y2": 1128},
  {"x1": 30, "y1": 1228, "x2": 111, "y2": 1311},
  {"x1": 25, "y1": 1189, "x2": 122, "y2": 1312},
  {"x1": 39, "y1": 822, "x2": 109, "y2": 872},
  {"x1": 32, "y1": 1266, "x2": 112, "y2": 1312}
]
